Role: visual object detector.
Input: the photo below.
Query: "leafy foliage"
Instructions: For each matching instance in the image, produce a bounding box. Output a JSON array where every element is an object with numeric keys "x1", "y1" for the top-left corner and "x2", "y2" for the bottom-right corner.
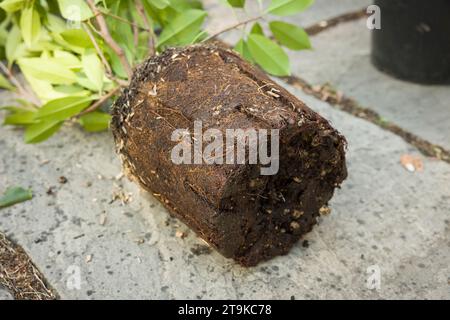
[
  {"x1": 0, "y1": 0, "x2": 313, "y2": 143},
  {"x1": 0, "y1": 186, "x2": 32, "y2": 208}
]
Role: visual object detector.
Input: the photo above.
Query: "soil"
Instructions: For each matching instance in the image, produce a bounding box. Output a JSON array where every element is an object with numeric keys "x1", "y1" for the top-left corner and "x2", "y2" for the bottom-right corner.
[{"x1": 112, "y1": 44, "x2": 347, "y2": 266}]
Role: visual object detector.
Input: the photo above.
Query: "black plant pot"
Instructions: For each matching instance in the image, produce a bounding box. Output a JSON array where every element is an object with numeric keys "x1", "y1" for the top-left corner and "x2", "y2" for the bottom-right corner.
[{"x1": 371, "y1": 0, "x2": 450, "y2": 84}]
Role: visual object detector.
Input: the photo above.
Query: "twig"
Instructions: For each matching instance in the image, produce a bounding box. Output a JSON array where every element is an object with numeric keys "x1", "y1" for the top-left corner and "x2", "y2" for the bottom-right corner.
[
  {"x1": 87, "y1": 0, "x2": 133, "y2": 79},
  {"x1": 0, "y1": 61, "x2": 40, "y2": 106},
  {"x1": 133, "y1": 23, "x2": 139, "y2": 47},
  {"x1": 97, "y1": 9, "x2": 150, "y2": 32},
  {"x1": 77, "y1": 86, "x2": 121, "y2": 117},
  {"x1": 83, "y1": 23, "x2": 129, "y2": 87},
  {"x1": 136, "y1": 0, "x2": 156, "y2": 56},
  {"x1": 204, "y1": 15, "x2": 264, "y2": 42},
  {"x1": 82, "y1": 23, "x2": 113, "y2": 76}
]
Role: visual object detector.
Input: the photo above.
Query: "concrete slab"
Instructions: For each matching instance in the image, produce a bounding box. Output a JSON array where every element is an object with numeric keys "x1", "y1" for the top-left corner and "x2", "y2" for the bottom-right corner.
[{"x1": 1, "y1": 79, "x2": 449, "y2": 299}]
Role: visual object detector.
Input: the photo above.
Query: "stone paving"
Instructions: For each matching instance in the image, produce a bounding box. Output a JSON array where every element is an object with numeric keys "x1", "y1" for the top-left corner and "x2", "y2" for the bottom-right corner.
[{"x1": 0, "y1": 1, "x2": 449, "y2": 300}]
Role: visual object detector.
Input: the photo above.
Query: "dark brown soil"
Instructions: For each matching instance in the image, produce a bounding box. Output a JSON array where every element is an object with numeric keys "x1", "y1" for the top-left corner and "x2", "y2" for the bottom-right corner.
[{"x1": 112, "y1": 44, "x2": 347, "y2": 266}]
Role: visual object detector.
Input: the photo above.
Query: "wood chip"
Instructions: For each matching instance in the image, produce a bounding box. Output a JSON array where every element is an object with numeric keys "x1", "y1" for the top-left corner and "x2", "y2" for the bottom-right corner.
[
  {"x1": 400, "y1": 154, "x2": 424, "y2": 172},
  {"x1": 40, "y1": 159, "x2": 51, "y2": 166},
  {"x1": 175, "y1": 230, "x2": 186, "y2": 239},
  {"x1": 99, "y1": 214, "x2": 107, "y2": 226},
  {"x1": 319, "y1": 206, "x2": 331, "y2": 216},
  {"x1": 85, "y1": 254, "x2": 92, "y2": 263}
]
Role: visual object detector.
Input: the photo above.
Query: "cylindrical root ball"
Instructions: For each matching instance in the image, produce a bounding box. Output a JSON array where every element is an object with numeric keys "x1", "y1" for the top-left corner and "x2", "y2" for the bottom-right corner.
[{"x1": 111, "y1": 44, "x2": 347, "y2": 266}]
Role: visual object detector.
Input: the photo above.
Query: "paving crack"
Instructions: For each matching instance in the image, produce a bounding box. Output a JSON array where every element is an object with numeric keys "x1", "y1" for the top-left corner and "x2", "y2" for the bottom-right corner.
[
  {"x1": 281, "y1": 75, "x2": 450, "y2": 164},
  {"x1": 284, "y1": 8, "x2": 450, "y2": 163},
  {"x1": 304, "y1": 8, "x2": 368, "y2": 36}
]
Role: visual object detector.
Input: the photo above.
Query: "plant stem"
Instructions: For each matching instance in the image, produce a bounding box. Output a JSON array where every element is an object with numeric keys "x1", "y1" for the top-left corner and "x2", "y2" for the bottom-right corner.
[
  {"x1": 87, "y1": 0, "x2": 133, "y2": 79},
  {"x1": 0, "y1": 62, "x2": 40, "y2": 106},
  {"x1": 77, "y1": 86, "x2": 121, "y2": 117},
  {"x1": 83, "y1": 23, "x2": 128, "y2": 87},
  {"x1": 133, "y1": 23, "x2": 139, "y2": 47},
  {"x1": 97, "y1": 9, "x2": 150, "y2": 32},
  {"x1": 136, "y1": 0, "x2": 156, "y2": 56},
  {"x1": 203, "y1": 15, "x2": 264, "y2": 42},
  {"x1": 83, "y1": 23, "x2": 113, "y2": 76}
]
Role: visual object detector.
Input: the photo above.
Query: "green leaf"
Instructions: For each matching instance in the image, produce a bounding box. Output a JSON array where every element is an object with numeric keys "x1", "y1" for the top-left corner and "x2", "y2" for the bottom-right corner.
[
  {"x1": 234, "y1": 38, "x2": 254, "y2": 63},
  {"x1": 227, "y1": 0, "x2": 245, "y2": 8},
  {"x1": 0, "y1": 73, "x2": 13, "y2": 90},
  {"x1": 190, "y1": 30, "x2": 208, "y2": 44},
  {"x1": 4, "y1": 111, "x2": 37, "y2": 125},
  {"x1": 18, "y1": 58, "x2": 77, "y2": 85},
  {"x1": 46, "y1": 14, "x2": 67, "y2": 33},
  {"x1": 149, "y1": 0, "x2": 170, "y2": 9},
  {"x1": 269, "y1": 21, "x2": 311, "y2": 50},
  {"x1": 167, "y1": 0, "x2": 203, "y2": 11},
  {"x1": 35, "y1": 96, "x2": 95, "y2": 121},
  {"x1": 24, "y1": 120, "x2": 63, "y2": 143},
  {"x1": 157, "y1": 9, "x2": 207, "y2": 48},
  {"x1": 57, "y1": 0, "x2": 94, "y2": 21},
  {"x1": 53, "y1": 50, "x2": 82, "y2": 69},
  {"x1": 250, "y1": 22, "x2": 264, "y2": 35},
  {"x1": 76, "y1": 75, "x2": 101, "y2": 92},
  {"x1": 79, "y1": 111, "x2": 111, "y2": 132},
  {"x1": 20, "y1": 75, "x2": 62, "y2": 103},
  {"x1": 267, "y1": 0, "x2": 314, "y2": 16},
  {"x1": 53, "y1": 84, "x2": 90, "y2": 97},
  {"x1": 0, "y1": 187, "x2": 32, "y2": 208},
  {"x1": 60, "y1": 29, "x2": 93, "y2": 48},
  {"x1": 5, "y1": 26, "x2": 24, "y2": 65},
  {"x1": 81, "y1": 50, "x2": 104, "y2": 92},
  {"x1": 106, "y1": 48, "x2": 127, "y2": 78},
  {"x1": 20, "y1": 6, "x2": 41, "y2": 47},
  {"x1": 0, "y1": 105, "x2": 29, "y2": 113},
  {"x1": 247, "y1": 34, "x2": 290, "y2": 76},
  {"x1": 0, "y1": 0, "x2": 25, "y2": 13},
  {"x1": 51, "y1": 32, "x2": 85, "y2": 55}
]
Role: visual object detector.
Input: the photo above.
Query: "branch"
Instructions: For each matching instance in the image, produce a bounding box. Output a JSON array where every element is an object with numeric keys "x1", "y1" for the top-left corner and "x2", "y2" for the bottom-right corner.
[
  {"x1": 82, "y1": 23, "x2": 113, "y2": 76},
  {"x1": 83, "y1": 23, "x2": 129, "y2": 87},
  {"x1": 97, "y1": 9, "x2": 150, "y2": 32},
  {"x1": 204, "y1": 15, "x2": 264, "y2": 42},
  {"x1": 136, "y1": 0, "x2": 156, "y2": 56},
  {"x1": 87, "y1": 0, "x2": 133, "y2": 79},
  {"x1": 77, "y1": 86, "x2": 121, "y2": 117},
  {"x1": 133, "y1": 23, "x2": 139, "y2": 47},
  {"x1": 0, "y1": 61, "x2": 40, "y2": 106}
]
